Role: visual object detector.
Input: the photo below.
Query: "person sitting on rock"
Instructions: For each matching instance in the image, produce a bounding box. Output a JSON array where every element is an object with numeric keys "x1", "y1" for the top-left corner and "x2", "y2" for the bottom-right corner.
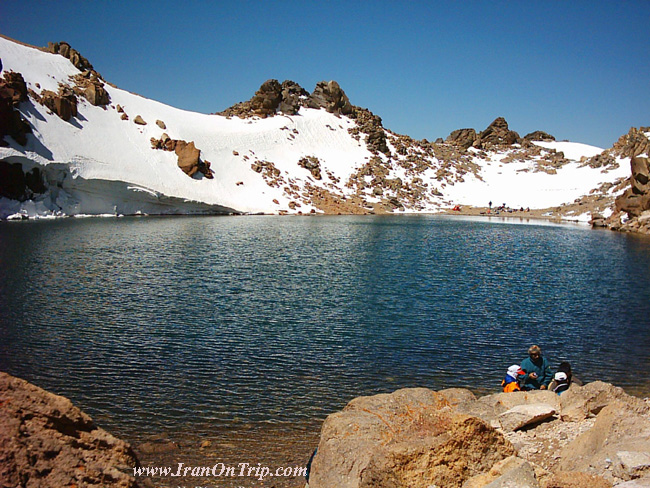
[
  {"x1": 549, "y1": 371, "x2": 570, "y2": 394},
  {"x1": 501, "y1": 364, "x2": 525, "y2": 392},
  {"x1": 520, "y1": 345, "x2": 553, "y2": 390}
]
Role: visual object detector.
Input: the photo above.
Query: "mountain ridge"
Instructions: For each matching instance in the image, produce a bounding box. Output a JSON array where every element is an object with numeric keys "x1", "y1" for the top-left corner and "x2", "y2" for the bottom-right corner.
[{"x1": 0, "y1": 35, "x2": 648, "y2": 234}]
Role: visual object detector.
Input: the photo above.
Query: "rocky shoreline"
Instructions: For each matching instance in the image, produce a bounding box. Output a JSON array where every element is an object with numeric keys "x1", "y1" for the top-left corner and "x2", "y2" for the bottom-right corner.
[{"x1": 2, "y1": 371, "x2": 650, "y2": 487}]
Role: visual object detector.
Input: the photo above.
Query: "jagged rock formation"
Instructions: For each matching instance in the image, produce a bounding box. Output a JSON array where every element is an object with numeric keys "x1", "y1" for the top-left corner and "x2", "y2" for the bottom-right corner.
[
  {"x1": 309, "y1": 382, "x2": 650, "y2": 488},
  {"x1": 219, "y1": 79, "x2": 389, "y2": 155},
  {"x1": 151, "y1": 134, "x2": 214, "y2": 179},
  {"x1": 0, "y1": 371, "x2": 140, "y2": 488},
  {"x1": 446, "y1": 117, "x2": 524, "y2": 150},
  {"x1": 33, "y1": 85, "x2": 78, "y2": 121},
  {"x1": 592, "y1": 127, "x2": 650, "y2": 235},
  {"x1": 476, "y1": 117, "x2": 521, "y2": 148},
  {"x1": 46, "y1": 41, "x2": 95, "y2": 73},
  {"x1": 446, "y1": 128, "x2": 478, "y2": 149},
  {"x1": 307, "y1": 80, "x2": 354, "y2": 115},
  {"x1": 0, "y1": 70, "x2": 31, "y2": 146},
  {"x1": 71, "y1": 71, "x2": 111, "y2": 106}
]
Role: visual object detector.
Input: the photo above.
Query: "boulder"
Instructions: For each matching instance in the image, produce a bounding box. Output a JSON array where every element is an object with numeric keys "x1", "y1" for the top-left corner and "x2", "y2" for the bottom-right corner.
[
  {"x1": 41, "y1": 88, "x2": 78, "y2": 121},
  {"x1": 0, "y1": 71, "x2": 31, "y2": 146},
  {"x1": 559, "y1": 381, "x2": 633, "y2": 422},
  {"x1": 249, "y1": 79, "x2": 283, "y2": 117},
  {"x1": 0, "y1": 70, "x2": 28, "y2": 106},
  {"x1": 558, "y1": 398, "x2": 650, "y2": 482},
  {"x1": 476, "y1": 117, "x2": 521, "y2": 148},
  {"x1": 498, "y1": 404, "x2": 557, "y2": 432},
  {"x1": 277, "y1": 80, "x2": 309, "y2": 115},
  {"x1": 631, "y1": 157, "x2": 650, "y2": 195},
  {"x1": 83, "y1": 81, "x2": 110, "y2": 106},
  {"x1": 446, "y1": 128, "x2": 478, "y2": 149},
  {"x1": 482, "y1": 459, "x2": 539, "y2": 487},
  {"x1": 308, "y1": 80, "x2": 354, "y2": 115},
  {"x1": 613, "y1": 476, "x2": 650, "y2": 487},
  {"x1": 456, "y1": 390, "x2": 560, "y2": 427},
  {"x1": 175, "y1": 140, "x2": 201, "y2": 176},
  {"x1": 156, "y1": 119, "x2": 166, "y2": 129},
  {"x1": 308, "y1": 388, "x2": 514, "y2": 488},
  {"x1": 133, "y1": 115, "x2": 147, "y2": 125},
  {"x1": 0, "y1": 371, "x2": 140, "y2": 487}
]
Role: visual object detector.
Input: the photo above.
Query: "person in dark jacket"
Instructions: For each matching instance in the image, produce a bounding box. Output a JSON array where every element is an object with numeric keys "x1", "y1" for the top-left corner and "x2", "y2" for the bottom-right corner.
[{"x1": 520, "y1": 345, "x2": 553, "y2": 390}]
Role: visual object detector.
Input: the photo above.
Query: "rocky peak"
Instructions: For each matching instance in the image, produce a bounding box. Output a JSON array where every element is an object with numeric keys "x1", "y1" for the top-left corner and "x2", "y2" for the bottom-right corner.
[
  {"x1": 445, "y1": 117, "x2": 523, "y2": 150},
  {"x1": 477, "y1": 117, "x2": 521, "y2": 147}
]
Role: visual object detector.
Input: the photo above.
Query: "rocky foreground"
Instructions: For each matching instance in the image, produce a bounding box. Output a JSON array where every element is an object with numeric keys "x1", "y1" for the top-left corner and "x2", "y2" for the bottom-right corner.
[
  {"x1": 0, "y1": 372, "x2": 139, "y2": 488},
  {"x1": 2, "y1": 371, "x2": 650, "y2": 488},
  {"x1": 309, "y1": 383, "x2": 650, "y2": 488}
]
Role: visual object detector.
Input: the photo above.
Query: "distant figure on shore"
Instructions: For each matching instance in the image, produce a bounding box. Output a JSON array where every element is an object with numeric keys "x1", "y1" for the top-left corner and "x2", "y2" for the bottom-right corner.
[
  {"x1": 501, "y1": 364, "x2": 524, "y2": 392},
  {"x1": 520, "y1": 345, "x2": 553, "y2": 390}
]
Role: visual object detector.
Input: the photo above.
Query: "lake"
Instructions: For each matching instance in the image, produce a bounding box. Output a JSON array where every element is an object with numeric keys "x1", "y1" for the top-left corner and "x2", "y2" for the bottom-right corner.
[{"x1": 1, "y1": 214, "x2": 650, "y2": 445}]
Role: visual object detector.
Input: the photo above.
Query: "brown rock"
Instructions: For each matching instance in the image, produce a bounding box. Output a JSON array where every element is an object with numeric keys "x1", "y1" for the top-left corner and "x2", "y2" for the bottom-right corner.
[
  {"x1": 477, "y1": 117, "x2": 521, "y2": 148},
  {"x1": 40, "y1": 88, "x2": 78, "y2": 121},
  {"x1": 559, "y1": 381, "x2": 630, "y2": 422},
  {"x1": 175, "y1": 140, "x2": 201, "y2": 176},
  {"x1": 0, "y1": 372, "x2": 140, "y2": 488},
  {"x1": 558, "y1": 397, "x2": 650, "y2": 481},
  {"x1": 308, "y1": 80, "x2": 354, "y2": 115},
  {"x1": 446, "y1": 128, "x2": 478, "y2": 149},
  {"x1": 308, "y1": 388, "x2": 514, "y2": 488},
  {"x1": 156, "y1": 119, "x2": 166, "y2": 129},
  {"x1": 83, "y1": 81, "x2": 110, "y2": 106},
  {"x1": 133, "y1": 115, "x2": 147, "y2": 125},
  {"x1": 0, "y1": 71, "x2": 28, "y2": 106}
]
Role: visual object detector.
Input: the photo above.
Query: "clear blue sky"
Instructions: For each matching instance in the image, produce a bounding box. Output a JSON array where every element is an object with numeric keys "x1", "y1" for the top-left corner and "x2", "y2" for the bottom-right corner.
[{"x1": 1, "y1": 0, "x2": 648, "y2": 148}]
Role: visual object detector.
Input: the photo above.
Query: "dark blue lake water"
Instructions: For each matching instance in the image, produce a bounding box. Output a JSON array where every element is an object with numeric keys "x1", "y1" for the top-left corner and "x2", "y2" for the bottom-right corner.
[{"x1": 1, "y1": 215, "x2": 649, "y2": 441}]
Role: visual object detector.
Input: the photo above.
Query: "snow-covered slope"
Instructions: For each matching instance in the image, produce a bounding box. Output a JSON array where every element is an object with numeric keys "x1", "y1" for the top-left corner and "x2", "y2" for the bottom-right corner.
[{"x1": 0, "y1": 36, "x2": 634, "y2": 219}]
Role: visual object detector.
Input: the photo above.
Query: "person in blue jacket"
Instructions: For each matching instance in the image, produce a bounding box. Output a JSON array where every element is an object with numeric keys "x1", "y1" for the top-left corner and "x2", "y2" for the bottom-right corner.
[{"x1": 520, "y1": 345, "x2": 553, "y2": 390}]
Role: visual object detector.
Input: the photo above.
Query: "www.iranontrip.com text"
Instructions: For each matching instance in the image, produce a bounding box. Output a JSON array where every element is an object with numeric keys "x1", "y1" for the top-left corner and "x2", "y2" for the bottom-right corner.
[{"x1": 133, "y1": 461, "x2": 307, "y2": 481}]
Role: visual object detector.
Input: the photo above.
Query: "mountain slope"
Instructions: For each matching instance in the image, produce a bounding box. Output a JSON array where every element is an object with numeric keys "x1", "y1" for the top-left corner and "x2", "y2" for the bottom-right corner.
[{"x1": 0, "y1": 35, "x2": 642, "y2": 222}]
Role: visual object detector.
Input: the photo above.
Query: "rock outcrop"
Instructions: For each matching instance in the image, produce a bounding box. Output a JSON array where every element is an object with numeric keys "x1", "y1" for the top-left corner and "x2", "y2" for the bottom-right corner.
[
  {"x1": 307, "y1": 80, "x2": 354, "y2": 116},
  {"x1": 524, "y1": 130, "x2": 556, "y2": 142},
  {"x1": 0, "y1": 71, "x2": 31, "y2": 146},
  {"x1": 46, "y1": 41, "x2": 95, "y2": 73},
  {"x1": 446, "y1": 117, "x2": 522, "y2": 150},
  {"x1": 309, "y1": 382, "x2": 650, "y2": 488},
  {"x1": 309, "y1": 388, "x2": 514, "y2": 488},
  {"x1": 446, "y1": 128, "x2": 478, "y2": 149},
  {"x1": 0, "y1": 371, "x2": 140, "y2": 488},
  {"x1": 597, "y1": 128, "x2": 650, "y2": 235},
  {"x1": 150, "y1": 134, "x2": 214, "y2": 179},
  {"x1": 37, "y1": 86, "x2": 78, "y2": 121},
  {"x1": 476, "y1": 117, "x2": 521, "y2": 148}
]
